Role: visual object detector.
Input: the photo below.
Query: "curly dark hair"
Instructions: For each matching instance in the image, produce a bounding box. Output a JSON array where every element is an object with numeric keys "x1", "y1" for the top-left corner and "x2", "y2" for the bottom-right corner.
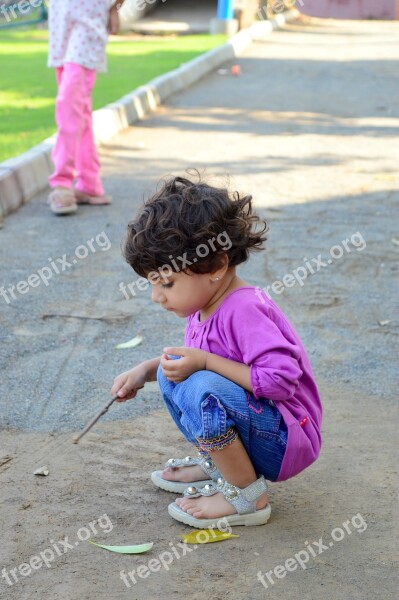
[{"x1": 122, "y1": 174, "x2": 268, "y2": 278}]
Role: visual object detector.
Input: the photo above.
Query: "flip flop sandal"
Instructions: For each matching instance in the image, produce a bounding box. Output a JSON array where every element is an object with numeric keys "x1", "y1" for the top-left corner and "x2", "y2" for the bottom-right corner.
[
  {"x1": 168, "y1": 476, "x2": 271, "y2": 528},
  {"x1": 75, "y1": 190, "x2": 112, "y2": 205},
  {"x1": 48, "y1": 189, "x2": 77, "y2": 215},
  {"x1": 151, "y1": 453, "x2": 221, "y2": 493}
]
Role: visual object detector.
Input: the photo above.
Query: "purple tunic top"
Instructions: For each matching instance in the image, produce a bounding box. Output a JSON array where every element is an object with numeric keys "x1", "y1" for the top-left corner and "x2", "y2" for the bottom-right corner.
[{"x1": 185, "y1": 287, "x2": 322, "y2": 482}]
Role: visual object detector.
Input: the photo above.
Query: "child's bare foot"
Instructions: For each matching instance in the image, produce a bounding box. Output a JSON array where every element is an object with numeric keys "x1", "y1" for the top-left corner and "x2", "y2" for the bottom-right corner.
[
  {"x1": 175, "y1": 491, "x2": 268, "y2": 520},
  {"x1": 160, "y1": 465, "x2": 210, "y2": 484}
]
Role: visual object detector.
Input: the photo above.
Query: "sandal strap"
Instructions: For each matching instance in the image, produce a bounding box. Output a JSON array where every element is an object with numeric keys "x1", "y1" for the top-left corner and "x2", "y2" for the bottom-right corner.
[
  {"x1": 48, "y1": 190, "x2": 76, "y2": 206},
  {"x1": 165, "y1": 453, "x2": 221, "y2": 480},
  {"x1": 184, "y1": 476, "x2": 268, "y2": 515}
]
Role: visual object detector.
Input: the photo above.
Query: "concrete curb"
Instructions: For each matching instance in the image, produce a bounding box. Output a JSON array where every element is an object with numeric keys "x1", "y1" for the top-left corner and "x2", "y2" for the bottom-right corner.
[{"x1": 0, "y1": 9, "x2": 298, "y2": 220}]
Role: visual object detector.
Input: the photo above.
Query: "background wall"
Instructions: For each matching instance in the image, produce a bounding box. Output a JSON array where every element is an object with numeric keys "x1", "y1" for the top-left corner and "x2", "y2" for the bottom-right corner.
[{"x1": 298, "y1": 0, "x2": 398, "y2": 20}]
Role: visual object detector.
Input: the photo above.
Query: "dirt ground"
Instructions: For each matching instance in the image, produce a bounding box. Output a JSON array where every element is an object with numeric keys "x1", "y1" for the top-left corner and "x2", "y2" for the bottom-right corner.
[{"x1": 0, "y1": 16, "x2": 398, "y2": 600}]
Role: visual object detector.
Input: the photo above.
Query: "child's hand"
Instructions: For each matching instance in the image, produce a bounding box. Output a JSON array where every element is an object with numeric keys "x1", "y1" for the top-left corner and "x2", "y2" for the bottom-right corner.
[
  {"x1": 107, "y1": 6, "x2": 120, "y2": 35},
  {"x1": 161, "y1": 347, "x2": 207, "y2": 383},
  {"x1": 111, "y1": 365, "x2": 146, "y2": 402}
]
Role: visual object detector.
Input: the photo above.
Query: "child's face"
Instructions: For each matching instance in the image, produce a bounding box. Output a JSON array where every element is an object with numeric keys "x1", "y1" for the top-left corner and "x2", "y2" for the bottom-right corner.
[{"x1": 149, "y1": 270, "x2": 218, "y2": 318}]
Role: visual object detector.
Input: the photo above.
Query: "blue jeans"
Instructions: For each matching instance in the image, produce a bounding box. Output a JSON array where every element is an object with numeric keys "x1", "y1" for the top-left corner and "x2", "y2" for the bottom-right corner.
[{"x1": 157, "y1": 365, "x2": 288, "y2": 482}]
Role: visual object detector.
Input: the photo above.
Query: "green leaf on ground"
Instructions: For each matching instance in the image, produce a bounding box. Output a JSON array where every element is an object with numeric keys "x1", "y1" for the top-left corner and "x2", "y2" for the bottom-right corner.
[
  {"x1": 115, "y1": 334, "x2": 143, "y2": 349},
  {"x1": 88, "y1": 540, "x2": 153, "y2": 554}
]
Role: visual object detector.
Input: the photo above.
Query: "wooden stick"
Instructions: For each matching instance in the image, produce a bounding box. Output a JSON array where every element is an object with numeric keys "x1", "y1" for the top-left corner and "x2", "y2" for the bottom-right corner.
[{"x1": 72, "y1": 395, "x2": 119, "y2": 444}]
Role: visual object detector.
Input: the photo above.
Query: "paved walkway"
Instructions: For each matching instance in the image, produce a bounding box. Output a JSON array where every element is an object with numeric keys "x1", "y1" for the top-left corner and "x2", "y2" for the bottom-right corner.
[{"x1": 0, "y1": 17, "x2": 397, "y2": 600}]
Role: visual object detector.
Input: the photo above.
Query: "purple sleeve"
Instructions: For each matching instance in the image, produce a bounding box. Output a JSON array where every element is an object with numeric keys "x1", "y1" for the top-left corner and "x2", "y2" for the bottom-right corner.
[
  {"x1": 222, "y1": 301, "x2": 303, "y2": 401},
  {"x1": 184, "y1": 315, "x2": 192, "y2": 346}
]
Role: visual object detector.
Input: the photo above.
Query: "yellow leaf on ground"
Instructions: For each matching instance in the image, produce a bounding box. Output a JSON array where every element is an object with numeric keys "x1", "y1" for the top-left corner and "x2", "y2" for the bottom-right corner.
[{"x1": 181, "y1": 530, "x2": 239, "y2": 544}]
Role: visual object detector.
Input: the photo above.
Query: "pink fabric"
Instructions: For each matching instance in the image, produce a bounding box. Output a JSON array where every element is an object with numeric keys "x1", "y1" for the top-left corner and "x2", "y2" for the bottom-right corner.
[
  {"x1": 185, "y1": 288, "x2": 323, "y2": 482},
  {"x1": 49, "y1": 62, "x2": 104, "y2": 196}
]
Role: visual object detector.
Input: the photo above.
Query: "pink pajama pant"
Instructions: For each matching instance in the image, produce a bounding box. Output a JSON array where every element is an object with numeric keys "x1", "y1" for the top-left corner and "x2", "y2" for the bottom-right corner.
[{"x1": 49, "y1": 62, "x2": 104, "y2": 196}]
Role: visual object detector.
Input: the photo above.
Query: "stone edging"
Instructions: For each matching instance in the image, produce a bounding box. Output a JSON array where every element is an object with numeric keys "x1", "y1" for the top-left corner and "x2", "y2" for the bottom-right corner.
[{"x1": 0, "y1": 9, "x2": 298, "y2": 219}]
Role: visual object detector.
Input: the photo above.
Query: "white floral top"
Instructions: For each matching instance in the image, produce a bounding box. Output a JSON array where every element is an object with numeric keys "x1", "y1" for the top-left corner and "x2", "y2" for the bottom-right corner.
[{"x1": 48, "y1": 0, "x2": 114, "y2": 72}]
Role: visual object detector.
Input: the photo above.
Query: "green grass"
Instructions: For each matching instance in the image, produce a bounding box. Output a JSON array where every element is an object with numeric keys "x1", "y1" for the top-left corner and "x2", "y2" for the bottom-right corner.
[{"x1": 0, "y1": 29, "x2": 226, "y2": 162}]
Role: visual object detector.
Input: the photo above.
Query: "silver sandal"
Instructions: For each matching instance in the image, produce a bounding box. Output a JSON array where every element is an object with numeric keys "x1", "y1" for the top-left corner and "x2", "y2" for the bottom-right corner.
[
  {"x1": 168, "y1": 476, "x2": 271, "y2": 528},
  {"x1": 151, "y1": 453, "x2": 221, "y2": 493}
]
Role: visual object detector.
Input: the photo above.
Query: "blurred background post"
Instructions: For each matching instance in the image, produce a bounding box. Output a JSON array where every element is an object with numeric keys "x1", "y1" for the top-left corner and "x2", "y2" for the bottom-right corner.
[{"x1": 211, "y1": 0, "x2": 239, "y2": 34}]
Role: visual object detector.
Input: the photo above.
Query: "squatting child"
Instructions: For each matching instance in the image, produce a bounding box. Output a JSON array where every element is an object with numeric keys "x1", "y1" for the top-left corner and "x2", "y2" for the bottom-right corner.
[{"x1": 111, "y1": 175, "x2": 322, "y2": 529}]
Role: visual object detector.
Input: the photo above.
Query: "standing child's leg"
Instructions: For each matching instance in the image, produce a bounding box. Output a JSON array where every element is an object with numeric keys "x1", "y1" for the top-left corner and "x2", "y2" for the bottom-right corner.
[
  {"x1": 74, "y1": 69, "x2": 111, "y2": 205},
  {"x1": 49, "y1": 63, "x2": 87, "y2": 190},
  {"x1": 48, "y1": 63, "x2": 86, "y2": 214}
]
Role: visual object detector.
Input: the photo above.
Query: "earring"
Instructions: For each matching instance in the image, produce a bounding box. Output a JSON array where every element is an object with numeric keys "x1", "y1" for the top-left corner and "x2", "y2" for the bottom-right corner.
[{"x1": 214, "y1": 277, "x2": 220, "y2": 281}]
